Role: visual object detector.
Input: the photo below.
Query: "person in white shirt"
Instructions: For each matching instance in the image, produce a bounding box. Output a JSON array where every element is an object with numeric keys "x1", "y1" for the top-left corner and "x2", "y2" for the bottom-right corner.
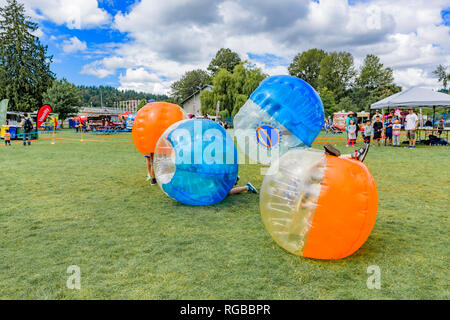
[
  {"x1": 372, "y1": 110, "x2": 382, "y2": 122},
  {"x1": 405, "y1": 108, "x2": 419, "y2": 148}
]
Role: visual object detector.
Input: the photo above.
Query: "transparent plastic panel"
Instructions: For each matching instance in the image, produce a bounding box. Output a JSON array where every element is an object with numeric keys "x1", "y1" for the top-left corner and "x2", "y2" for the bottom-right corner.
[
  {"x1": 249, "y1": 75, "x2": 324, "y2": 147},
  {"x1": 154, "y1": 126, "x2": 177, "y2": 185},
  {"x1": 234, "y1": 100, "x2": 306, "y2": 165},
  {"x1": 260, "y1": 148, "x2": 326, "y2": 255}
]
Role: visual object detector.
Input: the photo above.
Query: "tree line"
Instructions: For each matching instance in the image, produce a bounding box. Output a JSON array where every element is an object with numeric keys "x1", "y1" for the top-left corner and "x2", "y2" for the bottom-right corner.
[
  {"x1": 170, "y1": 47, "x2": 405, "y2": 117},
  {"x1": 288, "y1": 49, "x2": 402, "y2": 116},
  {"x1": 77, "y1": 85, "x2": 167, "y2": 109}
]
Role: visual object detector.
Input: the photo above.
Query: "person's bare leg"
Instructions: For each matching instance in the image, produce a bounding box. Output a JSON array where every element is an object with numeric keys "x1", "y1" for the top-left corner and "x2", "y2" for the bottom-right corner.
[
  {"x1": 229, "y1": 183, "x2": 258, "y2": 195},
  {"x1": 146, "y1": 157, "x2": 151, "y2": 178},
  {"x1": 229, "y1": 186, "x2": 248, "y2": 195},
  {"x1": 146, "y1": 153, "x2": 157, "y2": 184},
  {"x1": 150, "y1": 154, "x2": 155, "y2": 179}
]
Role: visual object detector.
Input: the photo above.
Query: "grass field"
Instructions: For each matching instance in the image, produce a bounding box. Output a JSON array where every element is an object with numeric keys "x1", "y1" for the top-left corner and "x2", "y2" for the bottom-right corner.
[{"x1": 0, "y1": 130, "x2": 449, "y2": 299}]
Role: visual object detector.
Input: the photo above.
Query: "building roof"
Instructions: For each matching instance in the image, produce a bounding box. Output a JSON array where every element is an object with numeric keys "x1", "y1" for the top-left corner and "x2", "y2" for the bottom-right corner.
[
  {"x1": 181, "y1": 85, "x2": 213, "y2": 105},
  {"x1": 77, "y1": 107, "x2": 123, "y2": 116}
]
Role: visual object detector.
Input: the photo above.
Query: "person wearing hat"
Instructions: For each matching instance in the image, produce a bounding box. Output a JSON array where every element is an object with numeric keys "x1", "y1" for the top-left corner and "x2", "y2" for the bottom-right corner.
[{"x1": 405, "y1": 108, "x2": 419, "y2": 149}]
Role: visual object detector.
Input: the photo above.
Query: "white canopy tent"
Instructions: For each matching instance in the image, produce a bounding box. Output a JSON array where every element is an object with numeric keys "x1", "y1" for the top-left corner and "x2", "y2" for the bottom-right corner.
[
  {"x1": 371, "y1": 87, "x2": 450, "y2": 109},
  {"x1": 371, "y1": 87, "x2": 450, "y2": 132}
]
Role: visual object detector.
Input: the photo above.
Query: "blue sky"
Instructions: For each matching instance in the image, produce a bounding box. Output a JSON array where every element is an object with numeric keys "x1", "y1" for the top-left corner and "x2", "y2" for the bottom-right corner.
[
  {"x1": 14, "y1": 0, "x2": 450, "y2": 93},
  {"x1": 442, "y1": 8, "x2": 450, "y2": 26},
  {"x1": 41, "y1": 1, "x2": 134, "y2": 87}
]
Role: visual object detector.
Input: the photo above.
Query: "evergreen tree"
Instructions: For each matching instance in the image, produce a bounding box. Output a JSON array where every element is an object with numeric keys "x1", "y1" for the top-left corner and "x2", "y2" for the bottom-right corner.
[{"x1": 0, "y1": 0, "x2": 54, "y2": 112}]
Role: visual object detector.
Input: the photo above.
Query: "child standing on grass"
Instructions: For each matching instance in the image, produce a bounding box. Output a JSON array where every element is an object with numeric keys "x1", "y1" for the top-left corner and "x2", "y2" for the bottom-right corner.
[
  {"x1": 392, "y1": 119, "x2": 402, "y2": 147},
  {"x1": 347, "y1": 120, "x2": 357, "y2": 147},
  {"x1": 363, "y1": 120, "x2": 373, "y2": 144},
  {"x1": 4, "y1": 129, "x2": 11, "y2": 146},
  {"x1": 384, "y1": 118, "x2": 393, "y2": 146},
  {"x1": 372, "y1": 116, "x2": 383, "y2": 146}
]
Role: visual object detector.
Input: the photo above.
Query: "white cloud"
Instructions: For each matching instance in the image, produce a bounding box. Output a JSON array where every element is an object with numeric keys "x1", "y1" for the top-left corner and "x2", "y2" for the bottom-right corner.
[
  {"x1": 118, "y1": 68, "x2": 171, "y2": 94},
  {"x1": 62, "y1": 36, "x2": 87, "y2": 53},
  {"x1": 393, "y1": 68, "x2": 441, "y2": 89},
  {"x1": 81, "y1": 60, "x2": 115, "y2": 78},
  {"x1": 21, "y1": 0, "x2": 111, "y2": 29},
  {"x1": 72, "y1": 0, "x2": 450, "y2": 93}
]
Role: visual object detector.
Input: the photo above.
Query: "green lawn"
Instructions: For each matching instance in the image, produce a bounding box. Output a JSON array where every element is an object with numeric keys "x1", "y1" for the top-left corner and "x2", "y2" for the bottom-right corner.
[{"x1": 0, "y1": 130, "x2": 449, "y2": 299}]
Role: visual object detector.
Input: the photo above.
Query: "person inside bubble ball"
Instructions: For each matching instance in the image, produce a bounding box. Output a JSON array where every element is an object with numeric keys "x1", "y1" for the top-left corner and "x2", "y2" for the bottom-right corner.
[{"x1": 297, "y1": 143, "x2": 371, "y2": 211}]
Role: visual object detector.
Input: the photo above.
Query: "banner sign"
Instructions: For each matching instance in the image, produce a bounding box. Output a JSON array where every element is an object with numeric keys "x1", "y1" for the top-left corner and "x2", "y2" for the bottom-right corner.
[
  {"x1": 0, "y1": 99, "x2": 9, "y2": 127},
  {"x1": 36, "y1": 104, "x2": 52, "y2": 129}
]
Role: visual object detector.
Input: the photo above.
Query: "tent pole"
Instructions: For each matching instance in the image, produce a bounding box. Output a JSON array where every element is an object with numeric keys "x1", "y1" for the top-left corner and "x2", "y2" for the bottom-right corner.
[{"x1": 433, "y1": 106, "x2": 436, "y2": 130}]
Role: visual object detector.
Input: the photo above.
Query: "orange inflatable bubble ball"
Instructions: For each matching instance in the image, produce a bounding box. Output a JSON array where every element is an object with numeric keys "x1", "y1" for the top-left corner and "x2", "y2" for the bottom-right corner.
[
  {"x1": 260, "y1": 148, "x2": 378, "y2": 260},
  {"x1": 132, "y1": 102, "x2": 186, "y2": 156}
]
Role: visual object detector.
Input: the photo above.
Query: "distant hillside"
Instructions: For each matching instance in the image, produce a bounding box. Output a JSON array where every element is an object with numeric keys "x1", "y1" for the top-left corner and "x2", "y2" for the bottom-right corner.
[{"x1": 78, "y1": 85, "x2": 168, "y2": 108}]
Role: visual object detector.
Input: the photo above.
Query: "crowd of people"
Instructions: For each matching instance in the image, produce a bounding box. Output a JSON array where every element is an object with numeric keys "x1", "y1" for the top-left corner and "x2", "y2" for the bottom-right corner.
[
  {"x1": 3, "y1": 112, "x2": 34, "y2": 146},
  {"x1": 344, "y1": 108, "x2": 428, "y2": 149}
]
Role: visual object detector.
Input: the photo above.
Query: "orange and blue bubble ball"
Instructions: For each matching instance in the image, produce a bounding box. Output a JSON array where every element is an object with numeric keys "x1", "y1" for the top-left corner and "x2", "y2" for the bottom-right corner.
[{"x1": 260, "y1": 148, "x2": 378, "y2": 260}]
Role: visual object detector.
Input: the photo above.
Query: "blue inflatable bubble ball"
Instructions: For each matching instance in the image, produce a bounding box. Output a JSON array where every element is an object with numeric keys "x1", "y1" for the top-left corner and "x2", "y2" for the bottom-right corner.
[
  {"x1": 154, "y1": 119, "x2": 239, "y2": 206},
  {"x1": 234, "y1": 75, "x2": 325, "y2": 164}
]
